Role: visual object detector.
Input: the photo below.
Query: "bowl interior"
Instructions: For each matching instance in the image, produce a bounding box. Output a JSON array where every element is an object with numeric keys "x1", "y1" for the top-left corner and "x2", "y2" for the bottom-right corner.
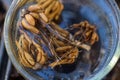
[{"x1": 4, "y1": 0, "x2": 120, "y2": 80}]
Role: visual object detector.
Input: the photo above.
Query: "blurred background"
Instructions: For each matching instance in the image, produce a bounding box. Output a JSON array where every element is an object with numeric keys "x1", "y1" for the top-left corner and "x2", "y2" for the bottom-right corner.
[{"x1": 0, "y1": 0, "x2": 120, "y2": 80}]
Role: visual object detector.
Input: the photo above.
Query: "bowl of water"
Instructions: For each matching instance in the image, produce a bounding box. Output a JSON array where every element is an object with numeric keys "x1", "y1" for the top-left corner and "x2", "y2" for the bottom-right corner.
[{"x1": 4, "y1": 0, "x2": 120, "y2": 80}]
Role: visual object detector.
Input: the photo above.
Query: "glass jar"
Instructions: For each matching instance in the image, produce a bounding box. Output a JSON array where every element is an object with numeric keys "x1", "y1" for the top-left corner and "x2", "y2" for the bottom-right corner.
[{"x1": 4, "y1": 0, "x2": 120, "y2": 80}]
